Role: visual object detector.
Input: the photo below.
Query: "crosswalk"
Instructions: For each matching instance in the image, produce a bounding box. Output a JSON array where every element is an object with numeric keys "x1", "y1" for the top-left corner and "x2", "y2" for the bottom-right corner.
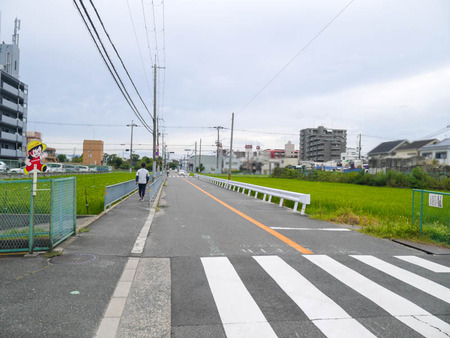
[{"x1": 189, "y1": 254, "x2": 450, "y2": 338}]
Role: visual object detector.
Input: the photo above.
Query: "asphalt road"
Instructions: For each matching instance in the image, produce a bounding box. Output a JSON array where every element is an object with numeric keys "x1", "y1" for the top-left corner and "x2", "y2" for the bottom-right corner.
[{"x1": 1, "y1": 174, "x2": 449, "y2": 337}]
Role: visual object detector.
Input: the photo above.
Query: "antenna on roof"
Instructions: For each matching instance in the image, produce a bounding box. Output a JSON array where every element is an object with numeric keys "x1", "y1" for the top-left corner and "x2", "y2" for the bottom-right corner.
[{"x1": 12, "y1": 17, "x2": 20, "y2": 46}]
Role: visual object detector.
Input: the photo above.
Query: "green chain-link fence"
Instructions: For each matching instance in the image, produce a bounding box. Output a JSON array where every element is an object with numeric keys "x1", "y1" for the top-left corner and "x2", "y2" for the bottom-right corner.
[
  {"x1": 0, "y1": 177, "x2": 76, "y2": 253},
  {"x1": 412, "y1": 189, "x2": 450, "y2": 245}
]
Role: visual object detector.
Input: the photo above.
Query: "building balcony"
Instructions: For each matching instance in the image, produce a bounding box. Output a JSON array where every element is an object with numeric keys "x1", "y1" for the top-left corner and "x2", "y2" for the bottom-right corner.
[
  {"x1": 0, "y1": 131, "x2": 25, "y2": 143},
  {"x1": 0, "y1": 114, "x2": 23, "y2": 128},
  {"x1": 0, "y1": 148, "x2": 25, "y2": 158},
  {"x1": 2, "y1": 82, "x2": 19, "y2": 96},
  {"x1": 0, "y1": 99, "x2": 25, "y2": 113}
]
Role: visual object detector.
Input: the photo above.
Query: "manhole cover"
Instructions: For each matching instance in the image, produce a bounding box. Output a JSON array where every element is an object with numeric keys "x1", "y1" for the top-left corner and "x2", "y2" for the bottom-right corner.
[{"x1": 50, "y1": 253, "x2": 98, "y2": 265}]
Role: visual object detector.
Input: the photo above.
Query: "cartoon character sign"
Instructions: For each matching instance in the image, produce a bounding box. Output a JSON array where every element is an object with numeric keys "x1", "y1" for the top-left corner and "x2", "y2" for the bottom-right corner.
[{"x1": 24, "y1": 140, "x2": 48, "y2": 175}]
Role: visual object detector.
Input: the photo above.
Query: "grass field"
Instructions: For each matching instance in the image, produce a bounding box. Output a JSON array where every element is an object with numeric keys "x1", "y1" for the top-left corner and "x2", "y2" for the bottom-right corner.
[
  {"x1": 72, "y1": 172, "x2": 136, "y2": 215},
  {"x1": 1, "y1": 172, "x2": 137, "y2": 216},
  {"x1": 224, "y1": 175, "x2": 449, "y2": 246}
]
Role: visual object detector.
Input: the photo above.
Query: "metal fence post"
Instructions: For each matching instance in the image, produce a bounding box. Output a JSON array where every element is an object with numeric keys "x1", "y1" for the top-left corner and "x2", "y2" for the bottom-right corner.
[
  {"x1": 411, "y1": 190, "x2": 415, "y2": 225},
  {"x1": 28, "y1": 180, "x2": 35, "y2": 254},
  {"x1": 419, "y1": 190, "x2": 424, "y2": 235},
  {"x1": 73, "y1": 177, "x2": 77, "y2": 235},
  {"x1": 49, "y1": 179, "x2": 54, "y2": 250}
]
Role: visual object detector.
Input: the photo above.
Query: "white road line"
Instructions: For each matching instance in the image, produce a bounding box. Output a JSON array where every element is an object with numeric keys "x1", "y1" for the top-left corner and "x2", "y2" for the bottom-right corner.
[
  {"x1": 254, "y1": 255, "x2": 375, "y2": 338},
  {"x1": 131, "y1": 208, "x2": 155, "y2": 254},
  {"x1": 306, "y1": 255, "x2": 450, "y2": 338},
  {"x1": 395, "y1": 255, "x2": 450, "y2": 273},
  {"x1": 271, "y1": 227, "x2": 350, "y2": 231},
  {"x1": 201, "y1": 257, "x2": 277, "y2": 338},
  {"x1": 95, "y1": 258, "x2": 140, "y2": 338},
  {"x1": 352, "y1": 255, "x2": 450, "y2": 304}
]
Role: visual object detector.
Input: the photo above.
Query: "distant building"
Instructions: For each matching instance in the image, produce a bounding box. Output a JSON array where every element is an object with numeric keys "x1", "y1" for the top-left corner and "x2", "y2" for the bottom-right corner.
[
  {"x1": 0, "y1": 18, "x2": 27, "y2": 165},
  {"x1": 367, "y1": 140, "x2": 408, "y2": 160},
  {"x1": 341, "y1": 147, "x2": 358, "y2": 161},
  {"x1": 0, "y1": 70, "x2": 27, "y2": 162},
  {"x1": 420, "y1": 138, "x2": 450, "y2": 166},
  {"x1": 300, "y1": 126, "x2": 347, "y2": 162},
  {"x1": 83, "y1": 140, "x2": 104, "y2": 165},
  {"x1": 393, "y1": 139, "x2": 439, "y2": 158},
  {"x1": 0, "y1": 18, "x2": 21, "y2": 78}
]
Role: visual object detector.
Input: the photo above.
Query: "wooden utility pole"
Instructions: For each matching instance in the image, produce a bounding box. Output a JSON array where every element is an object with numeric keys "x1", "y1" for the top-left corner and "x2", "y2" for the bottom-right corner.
[
  {"x1": 127, "y1": 120, "x2": 138, "y2": 172},
  {"x1": 198, "y1": 139, "x2": 202, "y2": 174},
  {"x1": 228, "y1": 113, "x2": 234, "y2": 180},
  {"x1": 214, "y1": 126, "x2": 224, "y2": 176}
]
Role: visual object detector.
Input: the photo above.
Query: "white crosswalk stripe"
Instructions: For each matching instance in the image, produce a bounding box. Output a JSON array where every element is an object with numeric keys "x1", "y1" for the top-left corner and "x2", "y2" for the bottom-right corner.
[
  {"x1": 306, "y1": 255, "x2": 450, "y2": 338},
  {"x1": 199, "y1": 255, "x2": 450, "y2": 338},
  {"x1": 395, "y1": 255, "x2": 450, "y2": 273},
  {"x1": 201, "y1": 257, "x2": 277, "y2": 338},
  {"x1": 351, "y1": 255, "x2": 450, "y2": 303},
  {"x1": 254, "y1": 255, "x2": 375, "y2": 338}
]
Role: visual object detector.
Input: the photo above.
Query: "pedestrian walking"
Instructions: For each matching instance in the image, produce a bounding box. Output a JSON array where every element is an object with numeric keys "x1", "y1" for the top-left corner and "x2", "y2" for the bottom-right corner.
[{"x1": 136, "y1": 162, "x2": 150, "y2": 201}]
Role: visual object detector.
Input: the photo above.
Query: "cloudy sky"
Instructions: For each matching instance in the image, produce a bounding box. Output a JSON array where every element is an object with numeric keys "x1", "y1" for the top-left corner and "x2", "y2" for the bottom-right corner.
[{"x1": 1, "y1": 0, "x2": 449, "y2": 160}]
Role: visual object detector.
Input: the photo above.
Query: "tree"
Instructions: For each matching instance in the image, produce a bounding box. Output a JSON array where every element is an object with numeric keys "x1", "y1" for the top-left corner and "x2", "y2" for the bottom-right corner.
[
  {"x1": 72, "y1": 155, "x2": 83, "y2": 163},
  {"x1": 56, "y1": 154, "x2": 67, "y2": 163}
]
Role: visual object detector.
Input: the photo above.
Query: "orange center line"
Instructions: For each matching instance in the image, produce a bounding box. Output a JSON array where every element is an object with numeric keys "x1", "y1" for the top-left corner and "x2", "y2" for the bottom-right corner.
[{"x1": 183, "y1": 179, "x2": 313, "y2": 255}]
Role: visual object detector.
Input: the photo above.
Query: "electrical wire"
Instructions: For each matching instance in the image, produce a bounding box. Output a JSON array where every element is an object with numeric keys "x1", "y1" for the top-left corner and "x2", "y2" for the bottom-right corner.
[
  {"x1": 236, "y1": 0, "x2": 355, "y2": 115},
  {"x1": 87, "y1": 0, "x2": 154, "y2": 122},
  {"x1": 126, "y1": 0, "x2": 153, "y2": 101},
  {"x1": 73, "y1": 0, "x2": 153, "y2": 133},
  {"x1": 141, "y1": 0, "x2": 155, "y2": 65}
]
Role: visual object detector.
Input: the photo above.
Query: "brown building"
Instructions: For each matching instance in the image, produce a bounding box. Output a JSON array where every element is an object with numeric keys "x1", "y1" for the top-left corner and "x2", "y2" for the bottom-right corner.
[
  {"x1": 83, "y1": 140, "x2": 104, "y2": 165},
  {"x1": 26, "y1": 131, "x2": 56, "y2": 162}
]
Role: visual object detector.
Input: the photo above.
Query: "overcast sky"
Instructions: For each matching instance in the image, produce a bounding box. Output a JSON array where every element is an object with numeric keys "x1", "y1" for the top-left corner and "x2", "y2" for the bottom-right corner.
[{"x1": 1, "y1": 0, "x2": 449, "y2": 160}]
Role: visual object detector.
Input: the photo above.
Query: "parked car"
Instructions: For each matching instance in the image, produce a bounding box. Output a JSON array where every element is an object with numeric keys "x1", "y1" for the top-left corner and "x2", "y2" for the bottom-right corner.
[
  {"x1": 47, "y1": 163, "x2": 65, "y2": 173},
  {"x1": 0, "y1": 161, "x2": 9, "y2": 172},
  {"x1": 178, "y1": 170, "x2": 188, "y2": 176},
  {"x1": 76, "y1": 165, "x2": 90, "y2": 172},
  {"x1": 63, "y1": 164, "x2": 76, "y2": 172},
  {"x1": 9, "y1": 167, "x2": 25, "y2": 174}
]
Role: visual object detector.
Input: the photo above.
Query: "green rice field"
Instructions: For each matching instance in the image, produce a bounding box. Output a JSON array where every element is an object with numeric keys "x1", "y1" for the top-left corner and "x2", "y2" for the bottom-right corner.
[
  {"x1": 226, "y1": 175, "x2": 449, "y2": 246},
  {"x1": 72, "y1": 172, "x2": 136, "y2": 215}
]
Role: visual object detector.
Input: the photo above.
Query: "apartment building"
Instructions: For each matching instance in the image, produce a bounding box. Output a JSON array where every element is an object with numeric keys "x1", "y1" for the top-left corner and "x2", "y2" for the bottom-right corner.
[
  {"x1": 0, "y1": 18, "x2": 27, "y2": 164},
  {"x1": 83, "y1": 140, "x2": 104, "y2": 165},
  {"x1": 0, "y1": 70, "x2": 28, "y2": 161},
  {"x1": 300, "y1": 126, "x2": 347, "y2": 162}
]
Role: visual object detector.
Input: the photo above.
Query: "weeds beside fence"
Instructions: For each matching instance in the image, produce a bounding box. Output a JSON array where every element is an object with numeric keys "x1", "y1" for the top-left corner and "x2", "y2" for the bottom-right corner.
[
  {"x1": 272, "y1": 167, "x2": 450, "y2": 191},
  {"x1": 412, "y1": 190, "x2": 450, "y2": 244}
]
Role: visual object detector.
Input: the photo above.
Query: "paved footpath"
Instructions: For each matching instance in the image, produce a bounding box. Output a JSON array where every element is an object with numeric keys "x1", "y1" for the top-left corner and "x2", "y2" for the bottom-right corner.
[{"x1": 0, "y1": 186, "x2": 165, "y2": 338}]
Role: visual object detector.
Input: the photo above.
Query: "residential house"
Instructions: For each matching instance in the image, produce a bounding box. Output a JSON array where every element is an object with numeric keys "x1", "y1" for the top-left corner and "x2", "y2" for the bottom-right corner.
[{"x1": 420, "y1": 138, "x2": 450, "y2": 166}]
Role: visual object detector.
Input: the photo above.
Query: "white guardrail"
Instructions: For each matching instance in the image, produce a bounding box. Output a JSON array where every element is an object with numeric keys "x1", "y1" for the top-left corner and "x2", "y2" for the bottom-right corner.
[{"x1": 195, "y1": 175, "x2": 310, "y2": 215}]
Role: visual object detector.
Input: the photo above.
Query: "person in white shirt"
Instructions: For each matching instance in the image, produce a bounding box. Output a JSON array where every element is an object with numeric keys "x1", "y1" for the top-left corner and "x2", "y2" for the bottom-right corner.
[{"x1": 135, "y1": 162, "x2": 150, "y2": 201}]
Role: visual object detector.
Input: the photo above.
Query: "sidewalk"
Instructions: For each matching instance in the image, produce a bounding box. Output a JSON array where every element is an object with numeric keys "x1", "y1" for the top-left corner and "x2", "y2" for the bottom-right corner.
[{"x1": 0, "y1": 185, "x2": 168, "y2": 338}]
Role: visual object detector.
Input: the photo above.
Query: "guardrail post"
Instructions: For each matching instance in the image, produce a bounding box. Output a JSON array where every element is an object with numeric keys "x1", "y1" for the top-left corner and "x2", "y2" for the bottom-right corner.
[
  {"x1": 279, "y1": 198, "x2": 284, "y2": 207},
  {"x1": 293, "y1": 201, "x2": 298, "y2": 212},
  {"x1": 300, "y1": 203, "x2": 307, "y2": 215}
]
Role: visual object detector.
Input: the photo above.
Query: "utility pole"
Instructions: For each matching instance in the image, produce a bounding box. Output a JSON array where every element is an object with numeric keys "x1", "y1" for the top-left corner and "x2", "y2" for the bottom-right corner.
[
  {"x1": 358, "y1": 133, "x2": 362, "y2": 160},
  {"x1": 214, "y1": 126, "x2": 224, "y2": 176},
  {"x1": 198, "y1": 139, "x2": 202, "y2": 174},
  {"x1": 228, "y1": 113, "x2": 234, "y2": 180},
  {"x1": 152, "y1": 62, "x2": 165, "y2": 179},
  {"x1": 127, "y1": 120, "x2": 138, "y2": 173},
  {"x1": 194, "y1": 141, "x2": 197, "y2": 172}
]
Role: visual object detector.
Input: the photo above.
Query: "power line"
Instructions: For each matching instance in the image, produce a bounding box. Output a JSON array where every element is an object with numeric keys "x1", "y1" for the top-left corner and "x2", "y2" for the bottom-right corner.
[
  {"x1": 28, "y1": 121, "x2": 127, "y2": 127},
  {"x1": 126, "y1": 0, "x2": 153, "y2": 100},
  {"x1": 236, "y1": 0, "x2": 355, "y2": 115},
  {"x1": 87, "y1": 0, "x2": 154, "y2": 122},
  {"x1": 141, "y1": 0, "x2": 155, "y2": 66},
  {"x1": 73, "y1": 0, "x2": 153, "y2": 133}
]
